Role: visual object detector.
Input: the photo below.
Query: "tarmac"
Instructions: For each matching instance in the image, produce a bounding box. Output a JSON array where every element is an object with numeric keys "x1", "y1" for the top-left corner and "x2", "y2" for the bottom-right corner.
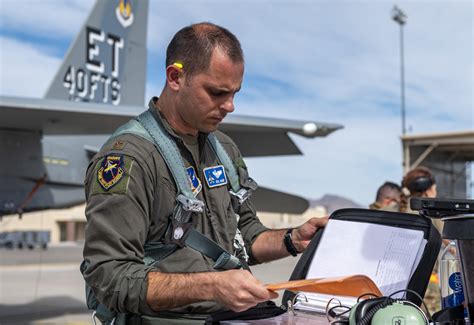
[{"x1": 0, "y1": 242, "x2": 299, "y2": 324}]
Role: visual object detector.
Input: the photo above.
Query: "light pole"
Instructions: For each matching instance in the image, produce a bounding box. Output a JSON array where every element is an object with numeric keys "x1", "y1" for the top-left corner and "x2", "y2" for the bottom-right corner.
[{"x1": 392, "y1": 6, "x2": 407, "y2": 135}]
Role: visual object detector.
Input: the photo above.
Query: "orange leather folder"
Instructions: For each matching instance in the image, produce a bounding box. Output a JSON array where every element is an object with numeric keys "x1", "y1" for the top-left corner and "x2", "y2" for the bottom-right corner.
[{"x1": 266, "y1": 274, "x2": 382, "y2": 297}]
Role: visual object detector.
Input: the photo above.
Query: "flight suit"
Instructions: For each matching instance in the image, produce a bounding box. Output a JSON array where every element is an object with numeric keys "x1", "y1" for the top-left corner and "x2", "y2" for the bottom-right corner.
[
  {"x1": 82, "y1": 98, "x2": 269, "y2": 321},
  {"x1": 368, "y1": 201, "x2": 400, "y2": 212}
]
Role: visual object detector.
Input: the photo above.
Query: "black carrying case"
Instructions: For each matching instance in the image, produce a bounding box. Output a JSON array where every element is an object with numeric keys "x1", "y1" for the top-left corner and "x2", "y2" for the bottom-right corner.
[
  {"x1": 282, "y1": 208, "x2": 442, "y2": 307},
  {"x1": 206, "y1": 208, "x2": 442, "y2": 323}
]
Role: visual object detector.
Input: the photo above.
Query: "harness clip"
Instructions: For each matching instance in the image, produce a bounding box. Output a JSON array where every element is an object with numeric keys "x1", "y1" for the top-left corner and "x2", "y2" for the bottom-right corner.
[
  {"x1": 177, "y1": 194, "x2": 204, "y2": 212},
  {"x1": 230, "y1": 188, "x2": 252, "y2": 205},
  {"x1": 230, "y1": 177, "x2": 257, "y2": 205}
]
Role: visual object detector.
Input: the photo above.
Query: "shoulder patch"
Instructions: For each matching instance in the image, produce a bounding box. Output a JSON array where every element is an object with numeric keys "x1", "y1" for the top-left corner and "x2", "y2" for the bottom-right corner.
[{"x1": 91, "y1": 154, "x2": 134, "y2": 195}]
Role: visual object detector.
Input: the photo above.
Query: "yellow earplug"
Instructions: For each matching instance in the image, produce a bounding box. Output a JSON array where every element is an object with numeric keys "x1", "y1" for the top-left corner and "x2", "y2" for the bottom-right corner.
[{"x1": 173, "y1": 62, "x2": 183, "y2": 69}]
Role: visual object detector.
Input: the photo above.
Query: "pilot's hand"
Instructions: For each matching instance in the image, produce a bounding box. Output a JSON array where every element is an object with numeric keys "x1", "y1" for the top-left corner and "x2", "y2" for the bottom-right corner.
[
  {"x1": 211, "y1": 269, "x2": 278, "y2": 312},
  {"x1": 292, "y1": 217, "x2": 328, "y2": 253}
]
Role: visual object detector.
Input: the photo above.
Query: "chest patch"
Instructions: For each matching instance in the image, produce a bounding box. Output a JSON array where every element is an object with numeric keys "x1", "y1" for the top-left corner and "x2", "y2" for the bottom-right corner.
[
  {"x1": 186, "y1": 166, "x2": 202, "y2": 196},
  {"x1": 203, "y1": 165, "x2": 228, "y2": 188},
  {"x1": 97, "y1": 155, "x2": 127, "y2": 191}
]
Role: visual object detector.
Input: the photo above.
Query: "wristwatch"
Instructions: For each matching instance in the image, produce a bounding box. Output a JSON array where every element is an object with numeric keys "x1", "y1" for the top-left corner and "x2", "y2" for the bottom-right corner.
[{"x1": 284, "y1": 228, "x2": 299, "y2": 256}]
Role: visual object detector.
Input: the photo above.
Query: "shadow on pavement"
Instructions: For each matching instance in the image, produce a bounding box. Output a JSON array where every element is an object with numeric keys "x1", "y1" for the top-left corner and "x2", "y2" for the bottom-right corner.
[{"x1": 0, "y1": 296, "x2": 88, "y2": 324}]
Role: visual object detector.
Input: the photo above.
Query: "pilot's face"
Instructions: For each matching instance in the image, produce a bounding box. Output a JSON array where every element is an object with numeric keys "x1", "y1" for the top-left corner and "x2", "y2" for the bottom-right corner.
[{"x1": 177, "y1": 49, "x2": 243, "y2": 134}]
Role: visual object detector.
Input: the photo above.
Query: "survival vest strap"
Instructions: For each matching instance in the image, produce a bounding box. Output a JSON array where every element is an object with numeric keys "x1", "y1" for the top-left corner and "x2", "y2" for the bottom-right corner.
[{"x1": 135, "y1": 108, "x2": 253, "y2": 270}]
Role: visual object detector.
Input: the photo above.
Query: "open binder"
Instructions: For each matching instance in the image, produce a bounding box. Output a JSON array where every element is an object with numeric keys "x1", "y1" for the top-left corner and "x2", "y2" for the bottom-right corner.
[
  {"x1": 207, "y1": 209, "x2": 442, "y2": 323},
  {"x1": 282, "y1": 208, "x2": 442, "y2": 311}
]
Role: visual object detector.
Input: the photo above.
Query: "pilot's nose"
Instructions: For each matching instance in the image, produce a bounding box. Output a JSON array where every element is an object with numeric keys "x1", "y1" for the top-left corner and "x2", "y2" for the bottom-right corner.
[{"x1": 220, "y1": 97, "x2": 235, "y2": 113}]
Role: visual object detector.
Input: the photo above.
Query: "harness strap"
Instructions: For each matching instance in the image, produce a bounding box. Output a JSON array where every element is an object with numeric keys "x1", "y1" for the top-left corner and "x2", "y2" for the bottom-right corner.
[
  {"x1": 137, "y1": 109, "x2": 204, "y2": 217},
  {"x1": 104, "y1": 109, "x2": 245, "y2": 269},
  {"x1": 143, "y1": 242, "x2": 178, "y2": 266},
  {"x1": 143, "y1": 234, "x2": 241, "y2": 270},
  {"x1": 134, "y1": 110, "x2": 240, "y2": 268},
  {"x1": 185, "y1": 228, "x2": 242, "y2": 270},
  {"x1": 107, "y1": 119, "x2": 154, "y2": 146},
  {"x1": 207, "y1": 133, "x2": 254, "y2": 262}
]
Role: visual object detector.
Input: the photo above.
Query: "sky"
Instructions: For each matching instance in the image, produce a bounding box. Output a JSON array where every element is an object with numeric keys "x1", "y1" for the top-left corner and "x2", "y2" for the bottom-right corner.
[{"x1": 0, "y1": 0, "x2": 473, "y2": 206}]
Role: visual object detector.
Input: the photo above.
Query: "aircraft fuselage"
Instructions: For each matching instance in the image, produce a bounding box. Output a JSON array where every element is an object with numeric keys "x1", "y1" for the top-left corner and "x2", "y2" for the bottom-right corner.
[{"x1": 0, "y1": 130, "x2": 106, "y2": 215}]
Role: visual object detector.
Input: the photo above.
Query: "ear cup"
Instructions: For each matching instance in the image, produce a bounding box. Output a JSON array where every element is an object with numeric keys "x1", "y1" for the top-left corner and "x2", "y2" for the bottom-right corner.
[
  {"x1": 411, "y1": 176, "x2": 433, "y2": 192},
  {"x1": 354, "y1": 297, "x2": 387, "y2": 323},
  {"x1": 348, "y1": 298, "x2": 384, "y2": 325},
  {"x1": 350, "y1": 297, "x2": 397, "y2": 325}
]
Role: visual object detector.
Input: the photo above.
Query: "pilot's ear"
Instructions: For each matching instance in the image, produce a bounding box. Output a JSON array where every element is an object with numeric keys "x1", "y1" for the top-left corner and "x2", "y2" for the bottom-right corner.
[{"x1": 166, "y1": 64, "x2": 184, "y2": 90}]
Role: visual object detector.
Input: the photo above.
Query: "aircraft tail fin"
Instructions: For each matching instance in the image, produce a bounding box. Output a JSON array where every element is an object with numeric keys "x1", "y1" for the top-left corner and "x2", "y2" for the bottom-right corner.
[{"x1": 44, "y1": 0, "x2": 149, "y2": 106}]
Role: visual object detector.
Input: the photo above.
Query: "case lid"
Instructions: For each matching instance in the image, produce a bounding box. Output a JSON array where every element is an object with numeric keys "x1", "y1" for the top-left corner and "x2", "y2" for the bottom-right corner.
[{"x1": 283, "y1": 208, "x2": 442, "y2": 307}]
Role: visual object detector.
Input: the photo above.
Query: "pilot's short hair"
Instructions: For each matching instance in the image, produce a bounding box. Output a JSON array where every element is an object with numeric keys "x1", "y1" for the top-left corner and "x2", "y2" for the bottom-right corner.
[
  {"x1": 375, "y1": 181, "x2": 402, "y2": 202},
  {"x1": 166, "y1": 22, "x2": 244, "y2": 79}
]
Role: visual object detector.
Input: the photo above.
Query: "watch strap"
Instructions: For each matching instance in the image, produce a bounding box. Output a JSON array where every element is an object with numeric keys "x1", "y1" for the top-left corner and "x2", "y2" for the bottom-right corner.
[{"x1": 284, "y1": 228, "x2": 299, "y2": 257}]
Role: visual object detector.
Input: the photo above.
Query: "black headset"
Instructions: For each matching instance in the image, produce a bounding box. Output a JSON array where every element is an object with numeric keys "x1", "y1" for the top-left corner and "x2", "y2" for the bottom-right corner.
[
  {"x1": 410, "y1": 176, "x2": 434, "y2": 193},
  {"x1": 352, "y1": 297, "x2": 394, "y2": 324}
]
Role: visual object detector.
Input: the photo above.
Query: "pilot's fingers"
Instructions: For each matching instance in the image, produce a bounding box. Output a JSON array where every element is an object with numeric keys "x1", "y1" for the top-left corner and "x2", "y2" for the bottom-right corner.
[
  {"x1": 245, "y1": 278, "x2": 278, "y2": 301},
  {"x1": 213, "y1": 270, "x2": 276, "y2": 312},
  {"x1": 306, "y1": 216, "x2": 328, "y2": 228},
  {"x1": 228, "y1": 270, "x2": 271, "y2": 300},
  {"x1": 296, "y1": 217, "x2": 328, "y2": 240},
  {"x1": 230, "y1": 287, "x2": 276, "y2": 312},
  {"x1": 267, "y1": 289, "x2": 279, "y2": 300}
]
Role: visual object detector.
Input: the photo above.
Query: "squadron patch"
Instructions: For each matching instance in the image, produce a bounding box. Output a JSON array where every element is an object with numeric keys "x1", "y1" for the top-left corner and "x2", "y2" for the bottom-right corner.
[
  {"x1": 92, "y1": 154, "x2": 133, "y2": 195},
  {"x1": 203, "y1": 165, "x2": 228, "y2": 188},
  {"x1": 186, "y1": 166, "x2": 202, "y2": 196},
  {"x1": 98, "y1": 155, "x2": 126, "y2": 190}
]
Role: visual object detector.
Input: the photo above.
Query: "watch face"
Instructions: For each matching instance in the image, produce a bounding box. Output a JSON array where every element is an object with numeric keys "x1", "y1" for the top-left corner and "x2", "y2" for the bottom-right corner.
[{"x1": 284, "y1": 229, "x2": 298, "y2": 256}]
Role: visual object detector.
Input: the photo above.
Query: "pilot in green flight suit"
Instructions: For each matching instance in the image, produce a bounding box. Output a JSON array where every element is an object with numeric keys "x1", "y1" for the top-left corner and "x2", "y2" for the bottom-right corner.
[{"x1": 82, "y1": 22, "x2": 327, "y2": 324}]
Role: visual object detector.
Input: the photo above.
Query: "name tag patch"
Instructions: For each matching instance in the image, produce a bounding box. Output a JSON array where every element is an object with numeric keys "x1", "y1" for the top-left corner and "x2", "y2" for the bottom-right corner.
[
  {"x1": 186, "y1": 166, "x2": 202, "y2": 196},
  {"x1": 203, "y1": 165, "x2": 227, "y2": 188}
]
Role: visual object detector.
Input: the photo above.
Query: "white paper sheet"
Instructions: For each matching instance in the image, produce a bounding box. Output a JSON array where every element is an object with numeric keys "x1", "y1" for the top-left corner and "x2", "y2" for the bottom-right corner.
[
  {"x1": 306, "y1": 219, "x2": 425, "y2": 297},
  {"x1": 409, "y1": 238, "x2": 428, "y2": 279}
]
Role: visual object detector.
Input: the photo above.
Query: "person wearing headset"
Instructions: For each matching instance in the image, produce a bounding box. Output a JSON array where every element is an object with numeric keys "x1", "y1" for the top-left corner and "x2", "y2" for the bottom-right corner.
[
  {"x1": 399, "y1": 166, "x2": 437, "y2": 214},
  {"x1": 400, "y1": 166, "x2": 442, "y2": 315}
]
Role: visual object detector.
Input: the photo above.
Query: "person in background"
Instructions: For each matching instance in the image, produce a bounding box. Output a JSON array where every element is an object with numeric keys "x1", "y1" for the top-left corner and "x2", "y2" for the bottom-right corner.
[
  {"x1": 400, "y1": 166, "x2": 437, "y2": 213},
  {"x1": 400, "y1": 166, "x2": 441, "y2": 314},
  {"x1": 369, "y1": 181, "x2": 402, "y2": 212}
]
